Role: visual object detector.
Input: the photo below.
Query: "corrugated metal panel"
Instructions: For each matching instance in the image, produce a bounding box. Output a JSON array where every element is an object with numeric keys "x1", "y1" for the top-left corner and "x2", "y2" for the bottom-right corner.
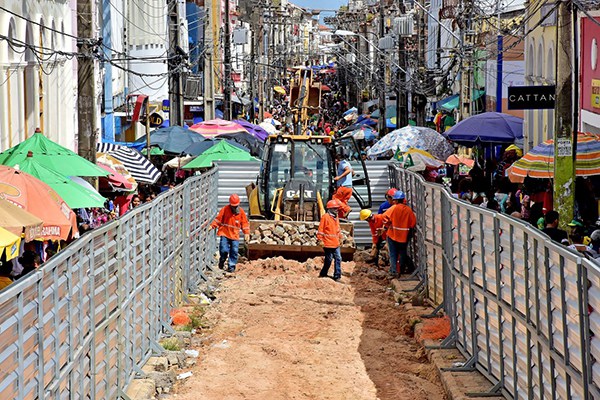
[{"x1": 216, "y1": 160, "x2": 393, "y2": 246}]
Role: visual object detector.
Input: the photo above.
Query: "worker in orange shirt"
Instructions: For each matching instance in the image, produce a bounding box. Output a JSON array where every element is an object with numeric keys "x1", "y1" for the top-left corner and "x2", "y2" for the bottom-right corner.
[
  {"x1": 381, "y1": 190, "x2": 416, "y2": 277},
  {"x1": 317, "y1": 199, "x2": 344, "y2": 282},
  {"x1": 333, "y1": 153, "x2": 353, "y2": 219},
  {"x1": 359, "y1": 209, "x2": 386, "y2": 267},
  {"x1": 210, "y1": 194, "x2": 250, "y2": 273}
]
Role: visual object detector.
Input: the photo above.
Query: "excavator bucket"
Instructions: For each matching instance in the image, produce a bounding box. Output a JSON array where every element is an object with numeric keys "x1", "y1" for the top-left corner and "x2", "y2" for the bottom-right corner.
[{"x1": 246, "y1": 220, "x2": 355, "y2": 261}]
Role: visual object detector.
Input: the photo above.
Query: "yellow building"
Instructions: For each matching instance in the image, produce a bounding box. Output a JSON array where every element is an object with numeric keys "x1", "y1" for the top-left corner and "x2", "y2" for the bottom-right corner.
[{"x1": 523, "y1": 0, "x2": 557, "y2": 151}]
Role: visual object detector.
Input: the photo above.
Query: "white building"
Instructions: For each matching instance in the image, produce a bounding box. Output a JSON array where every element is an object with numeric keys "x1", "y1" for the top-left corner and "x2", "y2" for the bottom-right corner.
[{"x1": 0, "y1": 0, "x2": 77, "y2": 151}]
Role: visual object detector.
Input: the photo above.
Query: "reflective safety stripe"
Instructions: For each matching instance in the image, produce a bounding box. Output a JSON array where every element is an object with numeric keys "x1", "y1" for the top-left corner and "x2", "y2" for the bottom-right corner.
[
  {"x1": 219, "y1": 223, "x2": 240, "y2": 229},
  {"x1": 318, "y1": 231, "x2": 341, "y2": 237},
  {"x1": 389, "y1": 226, "x2": 410, "y2": 231}
]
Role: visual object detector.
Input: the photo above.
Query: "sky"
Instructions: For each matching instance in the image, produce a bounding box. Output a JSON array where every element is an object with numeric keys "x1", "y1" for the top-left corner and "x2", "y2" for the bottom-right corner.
[{"x1": 290, "y1": 0, "x2": 348, "y2": 24}]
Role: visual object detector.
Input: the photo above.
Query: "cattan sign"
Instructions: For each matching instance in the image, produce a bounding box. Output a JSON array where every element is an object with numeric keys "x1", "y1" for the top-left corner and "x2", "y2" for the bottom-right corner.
[{"x1": 507, "y1": 85, "x2": 556, "y2": 110}]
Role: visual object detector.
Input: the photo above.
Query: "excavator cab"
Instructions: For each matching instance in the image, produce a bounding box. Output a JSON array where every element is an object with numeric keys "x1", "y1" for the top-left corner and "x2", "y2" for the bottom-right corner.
[{"x1": 245, "y1": 134, "x2": 371, "y2": 260}]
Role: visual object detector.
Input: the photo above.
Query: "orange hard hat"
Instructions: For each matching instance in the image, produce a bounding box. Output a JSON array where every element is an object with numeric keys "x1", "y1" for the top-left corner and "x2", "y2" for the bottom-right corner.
[
  {"x1": 229, "y1": 194, "x2": 240, "y2": 206},
  {"x1": 326, "y1": 199, "x2": 341, "y2": 209},
  {"x1": 386, "y1": 188, "x2": 397, "y2": 197}
]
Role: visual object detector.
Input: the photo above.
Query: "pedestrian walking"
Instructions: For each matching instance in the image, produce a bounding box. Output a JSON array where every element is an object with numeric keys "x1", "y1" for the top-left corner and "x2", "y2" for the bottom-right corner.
[
  {"x1": 317, "y1": 200, "x2": 343, "y2": 281},
  {"x1": 210, "y1": 194, "x2": 250, "y2": 273},
  {"x1": 381, "y1": 190, "x2": 416, "y2": 277},
  {"x1": 359, "y1": 209, "x2": 386, "y2": 267},
  {"x1": 333, "y1": 153, "x2": 353, "y2": 218}
]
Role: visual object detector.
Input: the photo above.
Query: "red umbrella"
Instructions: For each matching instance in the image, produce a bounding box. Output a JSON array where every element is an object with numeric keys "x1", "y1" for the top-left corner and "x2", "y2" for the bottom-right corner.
[
  {"x1": 321, "y1": 85, "x2": 331, "y2": 92},
  {"x1": 97, "y1": 162, "x2": 135, "y2": 191},
  {"x1": 0, "y1": 165, "x2": 78, "y2": 240},
  {"x1": 189, "y1": 119, "x2": 249, "y2": 138}
]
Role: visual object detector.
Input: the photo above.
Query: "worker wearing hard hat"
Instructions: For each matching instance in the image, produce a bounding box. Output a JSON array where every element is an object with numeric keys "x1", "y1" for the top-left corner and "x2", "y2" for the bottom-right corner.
[
  {"x1": 317, "y1": 199, "x2": 344, "y2": 282},
  {"x1": 210, "y1": 194, "x2": 250, "y2": 273},
  {"x1": 378, "y1": 188, "x2": 397, "y2": 214},
  {"x1": 359, "y1": 209, "x2": 386, "y2": 267},
  {"x1": 381, "y1": 190, "x2": 416, "y2": 277}
]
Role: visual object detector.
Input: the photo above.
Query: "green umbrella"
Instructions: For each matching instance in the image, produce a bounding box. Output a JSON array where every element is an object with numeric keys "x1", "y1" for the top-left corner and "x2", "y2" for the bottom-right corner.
[
  {"x1": 0, "y1": 132, "x2": 108, "y2": 177},
  {"x1": 142, "y1": 147, "x2": 165, "y2": 156},
  {"x1": 16, "y1": 153, "x2": 106, "y2": 209},
  {"x1": 183, "y1": 140, "x2": 258, "y2": 169}
]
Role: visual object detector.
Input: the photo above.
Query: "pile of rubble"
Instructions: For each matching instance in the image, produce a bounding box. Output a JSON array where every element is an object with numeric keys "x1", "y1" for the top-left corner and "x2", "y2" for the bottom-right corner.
[{"x1": 249, "y1": 221, "x2": 355, "y2": 248}]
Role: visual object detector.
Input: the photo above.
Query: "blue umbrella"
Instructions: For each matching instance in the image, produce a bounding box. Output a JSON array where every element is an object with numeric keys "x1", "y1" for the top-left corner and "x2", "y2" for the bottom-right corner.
[
  {"x1": 356, "y1": 118, "x2": 377, "y2": 127},
  {"x1": 136, "y1": 126, "x2": 205, "y2": 154},
  {"x1": 349, "y1": 126, "x2": 377, "y2": 141},
  {"x1": 444, "y1": 112, "x2": 523, "y2": 143}
]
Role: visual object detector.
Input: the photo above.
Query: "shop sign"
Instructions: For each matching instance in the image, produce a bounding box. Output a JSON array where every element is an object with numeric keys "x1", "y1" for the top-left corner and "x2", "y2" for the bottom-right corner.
[
  {"x1": 592, "y1": 79, "x2": 600, "y2": 109},
  {"x1": 162, "y1": 99, "x2": 170, "y2": 113},
  {"x1": 507, "y1": 86, "x2": 555, "y2": 110},
  {"x1": 557, "y1": 138, "x2": 572, "y2": 157},
  {"x1": 148, "y1": 113, "x2": 164, "y2": 128}
]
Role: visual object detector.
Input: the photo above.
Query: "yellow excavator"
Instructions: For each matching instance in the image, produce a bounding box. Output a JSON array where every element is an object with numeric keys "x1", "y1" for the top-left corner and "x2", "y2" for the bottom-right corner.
[
  {"x1": 245, "y1": 133, "x2": 372, "y2": 260},
  {"x1": 288, "y1": 67, "x2": 322, "y2": 135}
]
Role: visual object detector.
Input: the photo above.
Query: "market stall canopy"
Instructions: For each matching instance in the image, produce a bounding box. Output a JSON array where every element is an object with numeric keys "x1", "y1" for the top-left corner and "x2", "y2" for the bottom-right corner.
[
  {"x1": 16, "y1": 152, "x2": 106, "y2": 209},
  {"x1": 135, "y1": 126, "x2": 205, "y2": 154},
  {"x1": 0, "y1": 131, "x2": 109, "y2": 177},
  {"x1": 444, "y1": 112, "x2": 523, "y2": 144},
  {"x1": 141, "y1": 147, "x2": 165, "y2": 156},
  {"x1": 367, "y1": 126, "x2": 454, "y2": 160},
  {"x1": 371, "y1": 105, "x2": 397, "y2": 119},
  {"x1": 507, "y1": 132, "x2": 600, "y2": 182},
  {"x1": 96, "y1": 143, "x2": 161, "y2": 184},
  {"x1": 345, "y1": 126, "x2": 377, "y2": 141},
  {"x1": 435, "y1": 90, "x2": 484, "y2": 112},
  {"x1": 163, "y1": 155, "x2": 195, "y2": 169},
  {"x1": 189, "y1": 119, "x2": 249, "y2": 137},
  {"x1": 182, "y1": 139, "x2": 249, "y2": 156},
  {"x1": 183, "y1": 140, "x2": 258, "y2": 169},
  {"x1": 446, "y1": 154, "x2": 475, "y2": 167},
  {"x1": 233, "y1": 120, "x2": 269, "y2": 141},
  {"x1": 259, "y1": 122, "x2": 278, "y2": 134},
  {"x1": 97, "y1": 155, "x2": 137, "y2": 191},
  {"x1": 0, "y1": 227, "x2": 21, "y2": 261},
  {"x1": 217, "y1": 132, "x2": 263, "y2": 157},
  {"x1": 0, "y1": 165, "x2": 78, "y2": 241},
  {"x1": 263, "y1": 118, "x2": 282, "y2": 127},
  {"x1": 395, "y1": 148, "x2": 444, "y2": 172},
  {"x1": 0, "y1": 198, "x2": 43, "y2": 241}
]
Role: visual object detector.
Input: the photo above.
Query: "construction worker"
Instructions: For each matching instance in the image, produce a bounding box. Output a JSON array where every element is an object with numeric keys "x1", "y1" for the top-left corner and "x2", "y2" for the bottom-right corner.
[
  {"x1": 210, "y1": 194, "x2": 250, "y2": 273},
  {"x1": 317, "y1": 199, "x2": 344, "y2": 282},
  {"x1": 378, "y1": 188, "x2": 397, "y2": 214},
  {"x1": 359, "y1": 209, "x2": 386, "y2": 267},
  {"x1": 381, "y1": 190, "x2": 416, "y2": 277},
  {"x1": 333, "y1": 153, "x2": 353, "y2": 218}
]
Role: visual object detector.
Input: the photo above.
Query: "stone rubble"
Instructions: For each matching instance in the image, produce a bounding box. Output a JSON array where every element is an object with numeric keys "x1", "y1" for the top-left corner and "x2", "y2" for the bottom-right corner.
[{"x1": 249, "y1": 221, "x2": 355, "y2": 248}]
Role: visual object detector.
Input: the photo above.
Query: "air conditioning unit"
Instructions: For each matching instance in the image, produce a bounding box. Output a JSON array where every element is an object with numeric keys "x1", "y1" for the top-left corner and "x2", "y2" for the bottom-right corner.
[
  {"x1": 184, "y1": 75, "x2": 202, "y2": 99},
  {"x1": 233, "y1": 28, "x2": 249, "y2": 45}
]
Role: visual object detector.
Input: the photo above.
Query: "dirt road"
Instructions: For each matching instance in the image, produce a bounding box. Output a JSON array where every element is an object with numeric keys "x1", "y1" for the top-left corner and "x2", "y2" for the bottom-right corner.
[{"x1": 174, "y1": 257, "x2": 446, "y2": 400}]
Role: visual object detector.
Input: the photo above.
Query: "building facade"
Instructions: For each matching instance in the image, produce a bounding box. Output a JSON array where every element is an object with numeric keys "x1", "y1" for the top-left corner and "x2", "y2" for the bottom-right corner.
[{"x1": 0, "y1": 0, "x2": 77, "y2": 151}]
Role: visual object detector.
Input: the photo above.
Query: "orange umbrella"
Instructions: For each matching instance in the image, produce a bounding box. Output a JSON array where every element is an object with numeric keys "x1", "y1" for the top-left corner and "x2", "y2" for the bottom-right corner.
[
  {"x1": 445, "y1": 154, "x2": 475, "y2": 167},
  {"x1": 0, "y1": 165, "x2": 78, "y2": 241}
]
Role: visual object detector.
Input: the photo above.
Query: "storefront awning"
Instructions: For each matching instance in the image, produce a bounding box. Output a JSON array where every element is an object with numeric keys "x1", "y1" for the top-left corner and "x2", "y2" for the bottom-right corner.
[{"x1": 435, "y1": 90, "x2": 485, "y2": 111}]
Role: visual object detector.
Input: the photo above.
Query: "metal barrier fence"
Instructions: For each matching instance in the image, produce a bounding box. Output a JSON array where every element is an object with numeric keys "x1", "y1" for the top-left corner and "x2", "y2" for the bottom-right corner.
[
  {"x1": 389, "y1": 163, "x2": 600, "y2": 399},
  {"x1": 0, "y1": 169, "x2": 219, "y2": 399}
]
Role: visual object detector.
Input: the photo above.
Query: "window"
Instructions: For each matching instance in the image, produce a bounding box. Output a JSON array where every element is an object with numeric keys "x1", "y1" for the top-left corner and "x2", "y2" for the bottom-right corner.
[{"x1": 540, "y1": 4, "x2": 557, "y2": 27}]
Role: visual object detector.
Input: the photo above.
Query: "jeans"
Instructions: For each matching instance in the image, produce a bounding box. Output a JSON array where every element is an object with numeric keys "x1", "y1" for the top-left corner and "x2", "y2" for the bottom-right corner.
[
  {"x1": 219, "y1": 236, "x2": 239, "y2": 272},
  {"x1": 387, "y1": 237, "x2": 408, "y2": 275},
  {"x1": 320, "y1": 247, "x2": 342, "y2": 279}
]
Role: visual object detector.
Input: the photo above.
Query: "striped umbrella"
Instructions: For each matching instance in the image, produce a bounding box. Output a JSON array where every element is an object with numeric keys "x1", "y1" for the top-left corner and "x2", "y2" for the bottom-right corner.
[
  {"x1": 508, "y1": 133, "x2": 600, "y2": 181},
  {"x1": 188, "y1": 119, "x2": 249, "y2": 138},
  {"x1": 96, "y1": 143, "x2": 161, "y2": 184}
]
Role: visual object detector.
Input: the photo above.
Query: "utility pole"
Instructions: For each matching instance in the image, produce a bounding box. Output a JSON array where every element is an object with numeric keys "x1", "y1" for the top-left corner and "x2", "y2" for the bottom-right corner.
[
  {"x1": 249, "y1": 17, "x2": 256, "y2": 122},
  {"x1": 223, "y1": 0, "x2": 232, "y2": 120},
  {"x1": 459, "y1": 0, "x2": 474, "y2": 120},
  {"x1": 77, "y1": 0, "x2": 99, "y2": 165},
  {"x1": 378, "y1": 0, "x2": 387, "y2": 134},
  {"x1": 203, "y1": 0, "x2": 215, "y2": 120},
  {"x1": 168, "y1": 0, "x2": 184, "y2": 126},
  {"x1": 553, "y1": 0, "x2": 577, "y2": 227}
]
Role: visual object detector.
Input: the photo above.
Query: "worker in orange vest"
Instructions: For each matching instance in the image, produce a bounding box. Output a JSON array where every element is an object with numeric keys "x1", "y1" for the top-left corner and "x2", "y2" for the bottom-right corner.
[
  {"x1": 359, "y1": 209, "x2": 386, "y2": 267},
  {"x1": 210, "y1": 194, "x2": 250, "y2": 273},
  {"x1": 317, "y1": 199, "x2": 344, "y2": 281},
  {"x1": 332, "y1": 153, "x2": 353, "y2": 219},
  {"x1": 381, "y1": 190, "x2": 416, "y2": 277}
]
